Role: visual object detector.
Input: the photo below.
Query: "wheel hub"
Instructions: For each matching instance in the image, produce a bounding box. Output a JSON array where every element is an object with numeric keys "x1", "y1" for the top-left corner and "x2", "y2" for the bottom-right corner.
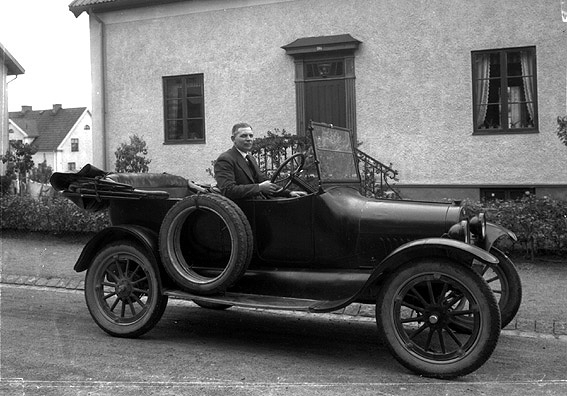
[{"x1": 116, "y1": 279, "x2": 132, "y2": 299}]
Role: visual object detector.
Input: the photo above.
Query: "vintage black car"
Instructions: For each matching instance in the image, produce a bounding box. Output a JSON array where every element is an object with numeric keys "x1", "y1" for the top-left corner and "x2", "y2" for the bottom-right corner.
[{"x1": 51, "y1": 122, "x2": 521, "y2": 378}]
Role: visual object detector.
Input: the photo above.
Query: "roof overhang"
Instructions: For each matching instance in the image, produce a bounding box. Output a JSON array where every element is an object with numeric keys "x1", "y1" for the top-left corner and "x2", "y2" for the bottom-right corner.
[
  {"x1": 68, "y1": 0, "x2": 188, "y2": 17},
  {"x1": 1, "y1": 42, "x2": 25, "y2": 75},
  {"x1": 282, "y1": 34, "x2": 361, "y2": 56}
]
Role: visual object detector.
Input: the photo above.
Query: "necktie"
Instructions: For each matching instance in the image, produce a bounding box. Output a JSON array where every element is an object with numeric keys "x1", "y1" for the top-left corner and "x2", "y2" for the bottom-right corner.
[{"x1": 246, "y1": 154, "x2": 259, "y2": 182}]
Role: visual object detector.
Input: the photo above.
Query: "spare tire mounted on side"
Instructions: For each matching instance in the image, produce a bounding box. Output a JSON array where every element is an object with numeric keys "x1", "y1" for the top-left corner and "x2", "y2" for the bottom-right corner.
[{"x1": 159, "y1": 194, "x2": 253, "y2": 295}]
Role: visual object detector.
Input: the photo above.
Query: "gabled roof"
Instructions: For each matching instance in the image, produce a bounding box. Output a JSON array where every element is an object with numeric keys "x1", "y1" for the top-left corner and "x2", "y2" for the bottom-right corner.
[
  {"x1": 9, "y1": 105, "x2": 88, "y2": 151},
  {"x1": 1, "y1": 42, "x2": 25, "y2": 75},
  {"x1": 68, "y1": 0, "x2": 187, "y2": 17}
]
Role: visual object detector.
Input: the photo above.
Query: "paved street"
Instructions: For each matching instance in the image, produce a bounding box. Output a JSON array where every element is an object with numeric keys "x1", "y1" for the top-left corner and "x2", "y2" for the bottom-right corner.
[{"x1": 1, "y1": 284, "x2": 567, "y2": 396}]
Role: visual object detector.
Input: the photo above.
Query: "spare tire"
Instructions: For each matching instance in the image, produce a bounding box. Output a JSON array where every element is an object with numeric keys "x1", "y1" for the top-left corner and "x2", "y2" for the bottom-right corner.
[{"x1": 159, "y1": 194, "x2": 253, "y2": 295}]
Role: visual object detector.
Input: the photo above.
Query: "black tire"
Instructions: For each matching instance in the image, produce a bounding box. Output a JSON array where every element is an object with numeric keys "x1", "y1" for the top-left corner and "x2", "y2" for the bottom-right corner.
[
  {"x1": 85, "y1": 241, "x2": 168, "y2": 338},
  {"x1": 376, "y1": 259, "x2": 501, "y2": 378},
  {"x1": 452, "y1": 248, "x2": 522, "y2": 331},
  {"x1": 159, "y1": 194, "x2": 253, "y2": 295},
  {"x1": 482, "y1": 248, "x2": 522, "y2": 328}
]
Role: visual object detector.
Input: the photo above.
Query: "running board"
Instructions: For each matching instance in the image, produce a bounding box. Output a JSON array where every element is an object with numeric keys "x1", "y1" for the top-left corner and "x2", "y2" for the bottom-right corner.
[{"x1": 163, "y1": 289, "x2": 347, "y2": 312}]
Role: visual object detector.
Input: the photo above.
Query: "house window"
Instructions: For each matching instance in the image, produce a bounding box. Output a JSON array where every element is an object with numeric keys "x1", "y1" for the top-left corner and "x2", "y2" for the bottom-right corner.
[
  {"x1": 68, "y1": 162, "x2": 76, "y2": 171},
  {"x1": 481, "y1": 187, "x2": 535, "y2": 201},
  {"x1": 84, "y1": 125, "x2": 90, "y2": 130},
  {"x1": 71, "y1": 138, "x2": 79, "y2": 152},
  {"x1": 163, "y1": 74, "x2": 205, "y2": 144},
  {"x1": 472, "y1": 47, "x2": 537, "y2": 134}
]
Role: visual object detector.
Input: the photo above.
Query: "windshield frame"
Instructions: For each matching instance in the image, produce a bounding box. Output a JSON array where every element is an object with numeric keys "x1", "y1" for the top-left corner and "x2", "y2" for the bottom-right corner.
[{"x1": 308, "y1": 122, "x2": 362, "y2": 187}]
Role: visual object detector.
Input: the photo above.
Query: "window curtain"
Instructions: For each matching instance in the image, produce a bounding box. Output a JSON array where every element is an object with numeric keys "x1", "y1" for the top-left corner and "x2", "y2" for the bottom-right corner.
[
  {"x1": 475, "y1": 54, "x2": 491, "y2": 128},
  {"x1": 520, "y1": 51, "x2": 535, "y2": 123}
]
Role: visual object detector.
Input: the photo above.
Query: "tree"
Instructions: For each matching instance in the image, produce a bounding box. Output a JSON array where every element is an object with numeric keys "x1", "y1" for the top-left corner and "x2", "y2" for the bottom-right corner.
[
  {"x1": 30, "y1": 160, "x2": 53, "y2": 183},
  {"x1": 1, "y1": 141, "x2": 38, "y2": 181},
  {"x1": 114, "y1": 134, "x2": 151, "y2": 173}
]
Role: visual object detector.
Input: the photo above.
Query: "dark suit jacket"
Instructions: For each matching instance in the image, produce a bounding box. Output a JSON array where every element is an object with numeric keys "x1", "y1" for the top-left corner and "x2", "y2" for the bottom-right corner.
[{"x1": 214, "y1": 147, "x2": 268, "y2": 200}]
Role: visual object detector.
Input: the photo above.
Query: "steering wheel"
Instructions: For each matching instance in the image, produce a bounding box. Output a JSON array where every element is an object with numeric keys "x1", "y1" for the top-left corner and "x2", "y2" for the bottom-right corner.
[{"x1": 270, "y1": 153, "x2": 306, "y2": 191}]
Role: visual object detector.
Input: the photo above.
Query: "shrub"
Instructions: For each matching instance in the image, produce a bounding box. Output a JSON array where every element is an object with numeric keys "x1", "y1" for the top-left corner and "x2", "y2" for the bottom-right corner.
[
  {"x1": 0, "y1": 194, "x2": 110, "y2": 233},
  {"x1": 115, "y1": 134, "x2": 151, "y2": 173},
  {"x1": 0, "y1": 175, "x2": 13, "y2": 195},
  {"x1": 466, "y1": 195, "x2": 567, "y2": 258}
]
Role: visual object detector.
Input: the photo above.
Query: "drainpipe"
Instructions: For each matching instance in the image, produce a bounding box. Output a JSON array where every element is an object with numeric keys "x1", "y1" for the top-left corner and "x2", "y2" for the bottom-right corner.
[{"x1": 88, "y1": 9, "x2": 108, "y2": 169}]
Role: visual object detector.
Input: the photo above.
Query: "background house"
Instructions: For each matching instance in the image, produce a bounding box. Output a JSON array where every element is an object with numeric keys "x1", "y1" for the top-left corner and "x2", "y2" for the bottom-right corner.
[
  {"x1": 8, "y1": 104, "x2": 93, "y2": 172},
  {"x1": 1, "y1": 42, "x2": 25, "y2": 175},
  {"x1": 70, "y1": 0, "x2": 567, "y2": 200}
]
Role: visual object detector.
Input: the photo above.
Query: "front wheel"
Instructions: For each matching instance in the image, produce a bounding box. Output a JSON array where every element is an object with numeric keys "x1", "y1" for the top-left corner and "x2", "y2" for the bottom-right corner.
[
  {"x1": 85, "y1": 241, "x2": 168, "y2": 338},
  {"x1": 376, "y1": 259, "x2": 501, "y2": 378}
]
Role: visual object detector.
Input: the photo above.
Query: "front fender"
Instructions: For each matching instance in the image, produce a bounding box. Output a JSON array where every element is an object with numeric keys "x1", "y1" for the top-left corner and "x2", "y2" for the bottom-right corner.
[
  {"x1": 364, "y1": 237, "x2": 499, "y2": 293},
  {"x1": 310, "y1": 238, "x2": 499, "y2": 313},
  {"x1": 483, "y1": 222, "x2": 517, "y2": 251},
  {"x1": 74, "y1": 225, "x2": 159, "y2": 273}
]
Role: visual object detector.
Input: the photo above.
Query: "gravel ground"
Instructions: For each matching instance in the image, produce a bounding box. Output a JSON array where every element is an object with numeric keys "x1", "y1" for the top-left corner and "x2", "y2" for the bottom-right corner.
[{"x1": 1, "y1": 230, "x2": 566, "y2": 334}]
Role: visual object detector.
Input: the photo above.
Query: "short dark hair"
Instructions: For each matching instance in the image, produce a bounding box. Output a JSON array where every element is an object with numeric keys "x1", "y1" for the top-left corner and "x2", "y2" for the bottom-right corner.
[{"x1": 231, "y1": 122, "x2": 252, "y2": 136}]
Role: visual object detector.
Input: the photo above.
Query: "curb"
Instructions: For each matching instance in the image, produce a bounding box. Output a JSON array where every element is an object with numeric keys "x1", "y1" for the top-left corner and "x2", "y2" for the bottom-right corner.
[
  {"x1": 2, "y1": 274, "x2": 566, "y2": 337},
  {"x1": 1, "y1": 274, "x2": 85, "y2": 292}
]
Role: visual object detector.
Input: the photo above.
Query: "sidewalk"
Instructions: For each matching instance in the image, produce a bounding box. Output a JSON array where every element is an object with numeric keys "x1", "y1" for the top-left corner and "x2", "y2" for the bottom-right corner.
[{"x1": 1, "y1": 230, "x2": 566, "y2": 337}]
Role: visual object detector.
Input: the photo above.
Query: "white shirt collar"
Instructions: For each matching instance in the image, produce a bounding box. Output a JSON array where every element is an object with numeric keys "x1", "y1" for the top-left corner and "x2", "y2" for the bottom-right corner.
[{"x1": 235, "y1": 147, "x2": 249, "y2": 158}]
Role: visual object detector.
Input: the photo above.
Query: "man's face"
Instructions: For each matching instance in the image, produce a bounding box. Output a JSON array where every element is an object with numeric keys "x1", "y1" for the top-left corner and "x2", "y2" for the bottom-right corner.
[{"x1": 232, "y1": 127, "x2": 254, "y2": 153}]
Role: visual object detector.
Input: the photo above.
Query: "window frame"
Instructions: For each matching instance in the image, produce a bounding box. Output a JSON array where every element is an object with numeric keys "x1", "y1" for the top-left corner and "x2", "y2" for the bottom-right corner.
[
  {"x1": 471, "y1": 46, "x2": 538, "y2": 135},
  {"x1": 162, "y1": 73, "x2": 206, "y2": 145},
  {"x1": 71, "y1": 138, "x2": 79, "y2": 152},
  {"x1": 480, "y1": 187, "x2": 535, "y2": 201}
]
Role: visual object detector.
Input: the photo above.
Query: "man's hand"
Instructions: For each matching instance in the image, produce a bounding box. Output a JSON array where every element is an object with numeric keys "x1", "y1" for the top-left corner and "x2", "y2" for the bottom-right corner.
[
  {"x1": 289, "y1": 191, "x2": 308, "y2": 197},
  {"x1": 258, "y1": 180, "x2": 282, "y2": 195}
]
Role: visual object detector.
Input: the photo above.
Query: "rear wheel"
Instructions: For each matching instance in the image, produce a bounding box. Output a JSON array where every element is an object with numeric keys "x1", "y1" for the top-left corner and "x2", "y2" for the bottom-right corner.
[
  {"x1": 376, "y1": 259, "x2": 501, "y2": 378},
  {"x1": 85, "y1": 241, "x2": 168, "y2": 338}
]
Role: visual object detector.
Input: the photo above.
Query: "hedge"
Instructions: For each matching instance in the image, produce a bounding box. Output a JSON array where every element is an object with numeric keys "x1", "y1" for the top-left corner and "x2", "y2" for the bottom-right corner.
[
  {"x1": 466, "y1": 195, "x2": 567, "y2": 259},
  {"x1": 1, "y1": 194, "x2": 110, "y2": 233},
  {"x1": 2, "y1": 193, "x2": 566, "y2": 258}
]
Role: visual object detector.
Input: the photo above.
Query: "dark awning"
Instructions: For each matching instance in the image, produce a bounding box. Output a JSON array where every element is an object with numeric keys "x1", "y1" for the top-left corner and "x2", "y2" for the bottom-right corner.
[{"x1": 282, "y1": 34, "x2": 361, "y2": 55}]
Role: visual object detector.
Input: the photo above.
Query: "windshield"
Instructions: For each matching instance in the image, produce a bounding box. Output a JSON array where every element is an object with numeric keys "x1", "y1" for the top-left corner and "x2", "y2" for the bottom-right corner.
[{"x1": 310, "y1": 122, "x2": 361, "y2": 184}]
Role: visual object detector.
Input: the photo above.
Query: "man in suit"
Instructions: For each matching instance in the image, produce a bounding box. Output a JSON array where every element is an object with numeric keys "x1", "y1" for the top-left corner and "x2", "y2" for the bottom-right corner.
[{"x1": 214, "y1": 123, "x2": 305, "y2": 200}]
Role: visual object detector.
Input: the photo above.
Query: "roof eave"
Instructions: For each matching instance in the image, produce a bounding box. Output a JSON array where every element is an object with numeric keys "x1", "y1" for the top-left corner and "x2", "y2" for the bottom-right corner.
[
  {"x1": 0, "y1": 43, "x2": 25, "y2": 75},
  {"x1": 69, "y1": 0, "x2": 190, "y2": 17}
]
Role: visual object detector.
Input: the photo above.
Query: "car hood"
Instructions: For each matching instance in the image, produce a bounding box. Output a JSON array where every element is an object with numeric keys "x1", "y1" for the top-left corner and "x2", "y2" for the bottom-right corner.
[{"x1": 323, "y1": 187, "x2": 463, "y2": 238}]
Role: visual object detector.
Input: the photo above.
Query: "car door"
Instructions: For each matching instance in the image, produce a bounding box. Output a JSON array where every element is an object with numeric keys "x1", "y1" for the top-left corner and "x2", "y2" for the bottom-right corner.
[{"x1": 250, "y1": 196, "x2": 314, "y2": 265}]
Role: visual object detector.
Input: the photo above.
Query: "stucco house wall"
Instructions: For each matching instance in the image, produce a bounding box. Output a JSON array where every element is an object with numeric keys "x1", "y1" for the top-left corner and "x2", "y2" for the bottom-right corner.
[
  {"x1": 52, "y1": 111, "x2": 93, "y2": 172},
  {"x1": 1, "y1": 61, "x2": 7, "y2": 173},
  {"x1": 7, "y1": 120, "x2": 33, "y2": 144},
  {"x1": 84, "y1": 0, "x2": 567, "y2": 198},
  {"x1": 1, "y1": 43, "x2": 25, "y2": 175}
]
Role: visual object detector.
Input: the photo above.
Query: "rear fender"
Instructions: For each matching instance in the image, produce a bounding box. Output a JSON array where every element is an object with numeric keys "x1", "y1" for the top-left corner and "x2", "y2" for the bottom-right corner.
[{"x1": 74, "y1": 225, "x2": 159, "y2": 273}]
